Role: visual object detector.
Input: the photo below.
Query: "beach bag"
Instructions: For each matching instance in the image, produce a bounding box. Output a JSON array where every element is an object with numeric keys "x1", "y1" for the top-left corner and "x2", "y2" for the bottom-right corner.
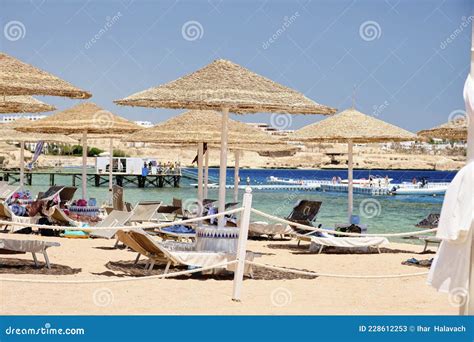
[
  {"x1": 38, "y1": 217, "x2": 60, "y2": 237},
  {"x1": 14, "y1": 227, "x2": 32, "y2": 234}
]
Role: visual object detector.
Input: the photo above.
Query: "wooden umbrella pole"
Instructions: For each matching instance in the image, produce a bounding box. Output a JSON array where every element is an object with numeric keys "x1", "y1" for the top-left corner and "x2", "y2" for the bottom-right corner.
[
  {"x1": 82, "y1": 131, "x2": 87, "y2": 200},
  {"x1": 204, "y1": 147, "x2": 209, "y2": 199},
  {"x1": 109, "y1": 138, "x2": 113, "y2": 193},
  {"x1": 19, "y1": 140, "x2": 25, "y2": 188},
  {"x1": 218, "y1": 108, "x2": 229, "y2": 227},
  {"x1": 197, "y1": 142, "x2": 204, "y2": 216},
  {"x1": 233, "y1": 150, "x2": 240, "y2": 203},
  {"x1": 347, "y1": 140, "x2": 354, "y2": 222}
]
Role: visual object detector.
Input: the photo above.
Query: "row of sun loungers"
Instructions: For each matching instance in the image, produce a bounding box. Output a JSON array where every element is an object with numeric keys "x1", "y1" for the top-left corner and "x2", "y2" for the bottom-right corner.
[{"x1": 0, "y1": 184, "x2": 440, "y2": 272}]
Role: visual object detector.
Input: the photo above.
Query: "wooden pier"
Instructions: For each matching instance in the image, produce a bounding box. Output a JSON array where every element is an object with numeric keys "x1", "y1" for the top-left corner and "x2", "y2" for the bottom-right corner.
[{"x1": 0, "y1": 170, "x2": 181, "y2": 188}]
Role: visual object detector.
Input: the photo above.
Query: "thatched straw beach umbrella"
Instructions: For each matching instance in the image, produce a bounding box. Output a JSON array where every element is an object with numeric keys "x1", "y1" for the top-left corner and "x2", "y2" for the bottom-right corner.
[
  {"x1": 0, "y1": 96, "x2": 56, "y2": 113},
  {"x1": 17, "y1": 103, "x2": 141, "y2": 198},
  {"x1": 418, "y1": 116, "x2": 468, "y2": 141},
  {"x1": 0, "y1": 53, "x2": 91, "y2": 99},
  {"x1": 0, "y1": 119, "x2": 77, "y2": 187},
  {"x1": 123, "y1": 110, "x2": 295, "y2": 205},
  {"x1": 288, "y1": 108, "x2": 417, "y2": 220},
  {"x1": 116, "y1": 59, "x2": 336, "y2": 226}
]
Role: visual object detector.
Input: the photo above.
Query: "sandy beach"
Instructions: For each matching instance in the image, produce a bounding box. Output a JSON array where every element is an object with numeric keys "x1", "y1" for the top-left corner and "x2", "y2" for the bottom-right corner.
[{"x1": 0, "y1": 232, "x2": 454, "y2": 315}]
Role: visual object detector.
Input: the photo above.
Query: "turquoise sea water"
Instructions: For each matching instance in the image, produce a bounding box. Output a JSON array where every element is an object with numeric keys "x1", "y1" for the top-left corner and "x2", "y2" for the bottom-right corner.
[{"x1": 19, "y1": 168, "x2": 455, "y2": 243}]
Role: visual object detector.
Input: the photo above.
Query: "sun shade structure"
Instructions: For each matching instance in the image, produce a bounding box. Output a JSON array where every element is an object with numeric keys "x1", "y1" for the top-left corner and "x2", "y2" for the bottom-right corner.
[
  {"x1": 18, "y1": 102, "x2": 141, "y2": 198},
  {"x1": 0, "y1": 119, "x2": 77, "y2": 187},
  {"x1": 0, "y1": 95, "x2": 56, "y2": 113},
  {"x1": 124, "y1": 110, "x2": 286, "y2": 144},
  {"x1": 116, "y1": 59, "x2": 336, "y2": 226},
  {"x1": 0, "y1": 53, "x2": 91, "y2": 99},
  {"x1": 288, "y1": 108, "x2": 417, "y2": 220},
  {"x1": 114, "y1": 59, "x2": 336, "y2": 115},
  {"x1": 417, "y1": 116, "x2": 468, "y2": 141},
  {"x1": 290, "y1": 108, "x2": 417, "y2": 143},
  {"x1": 123, "y1": 109, "x2": 297, "y2": 204}
]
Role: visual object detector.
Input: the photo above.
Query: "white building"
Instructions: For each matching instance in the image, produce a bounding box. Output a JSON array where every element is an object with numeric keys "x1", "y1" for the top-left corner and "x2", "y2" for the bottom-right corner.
[
  {"x1": 134, "y1": 121, "x2": 154, "y2": 128},
  {"x1": 0, "y1": 114, "x2": 47, "y2": 123}
]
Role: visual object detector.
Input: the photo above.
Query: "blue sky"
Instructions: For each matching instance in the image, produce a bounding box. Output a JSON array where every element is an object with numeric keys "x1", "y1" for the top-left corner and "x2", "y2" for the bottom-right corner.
[{"x1": 1, "y1": 0, "x2": 472, "y2": 132}]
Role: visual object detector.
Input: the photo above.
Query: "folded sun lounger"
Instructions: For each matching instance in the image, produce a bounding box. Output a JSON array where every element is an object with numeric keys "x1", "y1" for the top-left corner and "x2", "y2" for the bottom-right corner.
[
  {"x1": 249, "y1": 200, "x2": 322, "y2": 238},
  {"x1": 0, "y1": 238, "x2": 60, "y2": 269}
]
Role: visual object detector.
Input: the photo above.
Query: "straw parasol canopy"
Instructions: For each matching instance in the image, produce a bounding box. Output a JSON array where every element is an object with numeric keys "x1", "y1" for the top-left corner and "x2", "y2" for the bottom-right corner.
[
  {"x1": 17, "y1": 102, "x2": 141, "y2": 135},
  {"x1": 115, "y1": 58, "x2": 336, "y2": 227},
  {"x1": 123, "y1": 110, "x2": 287, "y2": 145},
  {"x1": 0, "y1": 52, "x2": 91, "y2": 99},
  {"x1": 114, "y1": 59, "x2": 336, "y2": 115},
  {"x1": 0, "y1": 129, "x2": 77, "y2": 144},
  {"x1": 288, "y1": 108, "x2": 417, "y2": 143},
  {"x1": 417, "y1": 116, "x2": 468, "y2": 140},
  {"x1": 17, "y1": 102, "x2": 141, "y2": 198},
  {"x1": 288, "y1": 108, "x2": 417, "y2": 222},
  {"x1": 0, "y1": 95, "x2": 56, "y2": 113},
  {"x1": 0, "y1": 118, "x2": 77, "y2": 143}
]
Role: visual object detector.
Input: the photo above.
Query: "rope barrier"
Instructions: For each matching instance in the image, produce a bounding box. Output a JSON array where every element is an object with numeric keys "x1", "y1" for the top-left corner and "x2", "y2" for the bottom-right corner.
[
  {"x1": 251, "y1": 208, "x2": 438, "y2": 238},
  {"x1": 245, "y1": 261, "x2": 430, "y2": 279},
  {"x1": 0, "y1": 207, "x2": 243, "y2": 231},
  {"x1": 0, "y1": 260, "x2": 238, "y2": 284}
]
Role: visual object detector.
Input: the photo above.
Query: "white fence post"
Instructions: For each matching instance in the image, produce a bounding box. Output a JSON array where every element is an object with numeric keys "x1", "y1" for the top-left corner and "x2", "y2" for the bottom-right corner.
[{"x1": 232, "y1": 187, "x2": 252, "y2": 302}]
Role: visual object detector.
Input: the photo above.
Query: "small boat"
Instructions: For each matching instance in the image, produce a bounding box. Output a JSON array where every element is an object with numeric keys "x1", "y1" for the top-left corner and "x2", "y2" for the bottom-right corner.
[
  {"x1": 390, "y1": 182, "x2": 449, "y2": 196},
  {"x1": 341, "y1": 177, "x2": 393, "y2": 186},
  {"x1": 267, "y1": 176, "x2": 306, "y2": 185}
]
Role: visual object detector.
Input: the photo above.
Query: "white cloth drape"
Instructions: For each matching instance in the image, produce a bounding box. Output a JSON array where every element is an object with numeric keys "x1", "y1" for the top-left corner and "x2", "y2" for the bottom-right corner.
[{"x1": 427, "y1": 160, "x2": 474, "y2": 293}]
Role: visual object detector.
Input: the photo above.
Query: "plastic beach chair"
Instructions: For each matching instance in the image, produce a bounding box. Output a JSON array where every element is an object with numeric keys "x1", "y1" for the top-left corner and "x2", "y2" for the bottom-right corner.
[
  {"x1": 0, "y1": 238, "x2": 60, "y2": 269},
  {"x1": 89, "y1": 210, "x2": 134, "y2": 239}
]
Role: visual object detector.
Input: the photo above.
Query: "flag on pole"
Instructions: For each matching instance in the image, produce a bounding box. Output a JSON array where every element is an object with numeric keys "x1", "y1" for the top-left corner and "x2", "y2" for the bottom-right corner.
[{"x1": 27, "y1": 141, "x2": 44, "y2": 170}]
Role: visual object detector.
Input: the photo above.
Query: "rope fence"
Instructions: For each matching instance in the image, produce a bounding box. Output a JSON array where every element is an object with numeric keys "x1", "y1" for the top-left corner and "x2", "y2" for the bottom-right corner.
[
  {"x1": 0, "y1": 199, "x2": 434, "y2": 287},
  {"x1": 0, "y1": 207, "x2": 243, "y2": 231},
  {"x1": 251, "y1": 208, "x2": 438, "y2": 238}
]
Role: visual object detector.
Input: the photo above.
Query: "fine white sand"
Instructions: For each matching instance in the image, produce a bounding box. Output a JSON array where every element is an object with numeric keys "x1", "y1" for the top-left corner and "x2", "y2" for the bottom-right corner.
[{"x1": 0, "y1": 232, "x2": 455, "y2": 315}]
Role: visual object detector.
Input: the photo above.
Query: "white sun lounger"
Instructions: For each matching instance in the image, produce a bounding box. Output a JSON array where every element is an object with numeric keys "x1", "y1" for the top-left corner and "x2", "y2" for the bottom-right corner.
[
  {"x1": 89, "y1": 210, "x2": 134, "y2": 239},
  {"x1": 248, "y1": 221, "x2": 295, "y2": 237},
  {"x1": 0, "y1": 202, "x2": 39, "y2": 233},
  {"x1": 307, "y1": 235, "x2": 389, "y2": 254},
  {"x1": 125, "y1": 230, "x2": 254, "y2": 275},
  {"x1": 0, "y1": 238, "x2": 60, "y2": 269}
]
